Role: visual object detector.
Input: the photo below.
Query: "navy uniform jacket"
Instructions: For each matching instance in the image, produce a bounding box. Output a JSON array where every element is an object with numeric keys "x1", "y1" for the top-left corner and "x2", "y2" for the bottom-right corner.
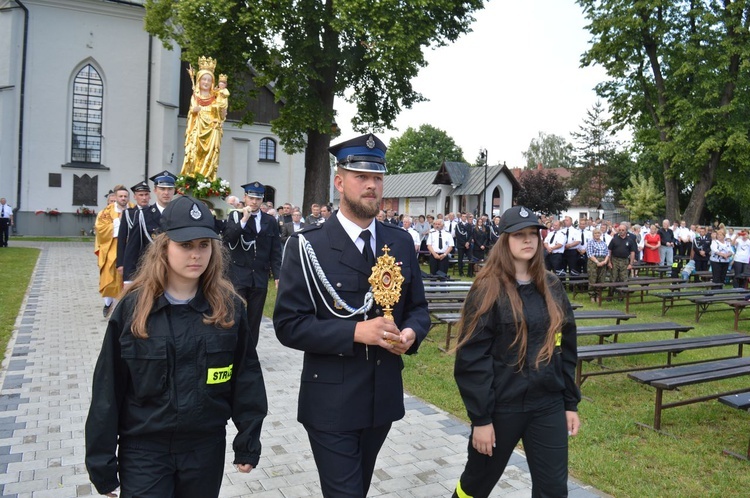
[
  {"x1": 116, "y1": 207, "x2": 139, "y2": 268},
  {"x1": 121, "y1": 204, "x2": 162, "y2": 281},
  {"x1": 273, "y1": 214, "x2": 430, "y2": 431},
  {"x1": 455, "y1": 221, "x2": 471, "y2": 247},
  {"x1": 223, "y1": 210, "x2": 282, "y2": 289}
]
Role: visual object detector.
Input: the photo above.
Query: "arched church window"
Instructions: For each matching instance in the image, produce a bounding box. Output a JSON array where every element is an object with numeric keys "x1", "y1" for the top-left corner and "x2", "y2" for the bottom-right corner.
[{"x1": 71, "y1": 64, "x2": 103, "y2": 163}]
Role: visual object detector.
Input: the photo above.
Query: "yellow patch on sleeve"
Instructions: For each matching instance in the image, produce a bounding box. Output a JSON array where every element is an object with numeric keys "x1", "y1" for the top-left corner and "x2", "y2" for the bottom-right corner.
[
  {"x1": 207, "y1": 364, "x2": 233, "y2": 384},
  {"x1": 555, "y1": 332, "x2": 562, "y2": 347}
]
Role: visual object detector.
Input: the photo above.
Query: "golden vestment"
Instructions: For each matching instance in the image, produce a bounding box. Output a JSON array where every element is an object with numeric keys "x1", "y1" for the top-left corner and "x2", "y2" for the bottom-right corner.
[{"x1": 94, "y1": 203, "x2": 128, "y2": 298}]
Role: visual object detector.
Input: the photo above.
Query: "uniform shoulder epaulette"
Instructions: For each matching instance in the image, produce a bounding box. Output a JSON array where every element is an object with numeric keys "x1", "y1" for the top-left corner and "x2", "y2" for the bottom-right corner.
[
  {"x1": 381, "y1": 222, "x2": 404, "y2": 232},
  {"x1": 296, "y1": 223, "x2": 322, "y2": 235}
]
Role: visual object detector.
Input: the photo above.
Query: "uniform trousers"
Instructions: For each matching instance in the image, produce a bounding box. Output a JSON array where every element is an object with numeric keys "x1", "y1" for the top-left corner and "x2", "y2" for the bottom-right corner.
[
  {"x1": 546, "y1": 253, "x2": 565, "y2": 276},
  {"x1": 305, "y1": 423, "x2": 391, "y2": 498},
  {"x1": 236, "y1": 286, "x2": 268, "y2": 347},
  {"x1": 457, "y1": 246, "x2": 471, "y2": 276},
  {"x1": 430, "y1": 254, "x2": 450, "y2": 275},
  {"x1": 453, "y1": 402, "x2": 569, "y2": 498},
  {"x1": 0, "y1": 218, "x2": 9, "y2": 246},
  {"x1": 118, "y1": 438, "x2": 225, "y2": 498}
]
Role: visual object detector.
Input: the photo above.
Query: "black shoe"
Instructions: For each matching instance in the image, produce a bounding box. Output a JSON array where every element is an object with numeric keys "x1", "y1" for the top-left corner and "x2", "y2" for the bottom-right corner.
[{"x1": 103, "y1": 304, "x2": 112, "y2": 318}]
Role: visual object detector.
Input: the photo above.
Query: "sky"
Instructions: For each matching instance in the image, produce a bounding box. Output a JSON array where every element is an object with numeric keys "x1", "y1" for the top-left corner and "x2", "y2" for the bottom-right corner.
[{"x1": 333, "y1": 0, "x2": 611, "y2": 168}]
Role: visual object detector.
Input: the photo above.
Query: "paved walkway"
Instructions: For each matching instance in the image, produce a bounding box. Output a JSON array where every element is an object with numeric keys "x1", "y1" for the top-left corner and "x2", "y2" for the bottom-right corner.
[{"x1": 0, "y1": 241, "x2": 608, "y2": 497}]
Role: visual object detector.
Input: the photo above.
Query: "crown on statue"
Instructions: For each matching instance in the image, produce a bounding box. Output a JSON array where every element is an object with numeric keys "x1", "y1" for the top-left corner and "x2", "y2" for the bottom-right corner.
[
  {"x1": 218, "y1": 74, "x2": 228, "y2": 83},
  {"x1": 198, "y1": 56, "x2": 217, "y2": 73}
]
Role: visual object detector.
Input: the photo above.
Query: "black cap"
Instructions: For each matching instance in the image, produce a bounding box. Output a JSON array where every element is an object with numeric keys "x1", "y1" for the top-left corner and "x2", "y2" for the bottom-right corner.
[
  {"x1": 160, "y1": 195, "x2": 219, "y2": 242},
  {"x1": 104, "y1": 189, "x2": 114, "y2": 199},
  {"x1": 497, "y1": 206, "x2": 545, "y2": 234},
  {"x1": 131, "y1": 181, "x2": 151, "y2": 193},
  {"x1": 328, "y1": 133, "x2": 387, "y2": 173},
  {"x1": 149, "y1": 170, "x2": 177, "y2": 188}
]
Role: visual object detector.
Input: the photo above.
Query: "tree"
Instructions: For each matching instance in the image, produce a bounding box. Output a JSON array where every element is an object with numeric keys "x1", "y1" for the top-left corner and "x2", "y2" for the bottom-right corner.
[
  {"x1": 522, "y1": 132, "x2": 575, "y2": 170},
  {"x1": 578, "y1": 0, "x2": 750, "y2": 225},
  {"x1": 144, "y1": 0, "x2": 484, "y2": 208},
  {"x1": 385, "y1": 125, "x2": 465, "y2": 174},
  {"x1": 514, "y1": 169, "x2": 570, "y2": 216},
  {"x1": 568, "y1": 101, "x2": 633, "y2": 206},
  {"x1": 619, "y1": 174, "x2": 665, "y2": 223}
]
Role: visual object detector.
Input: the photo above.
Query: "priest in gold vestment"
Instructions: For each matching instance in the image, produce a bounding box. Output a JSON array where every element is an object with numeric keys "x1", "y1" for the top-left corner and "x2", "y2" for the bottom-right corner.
[{"x1": 94, "y1": 185, "x2": 132, "y2": 317}]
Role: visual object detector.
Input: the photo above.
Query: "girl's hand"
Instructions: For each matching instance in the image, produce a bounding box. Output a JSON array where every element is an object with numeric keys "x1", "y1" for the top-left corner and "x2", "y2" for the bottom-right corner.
[
  {"x1": 471, "y1": 423, "x2": 495, "y2": 456},
  {"x1": 566, "y1": 411, "x2": 580, "y2": 436}
]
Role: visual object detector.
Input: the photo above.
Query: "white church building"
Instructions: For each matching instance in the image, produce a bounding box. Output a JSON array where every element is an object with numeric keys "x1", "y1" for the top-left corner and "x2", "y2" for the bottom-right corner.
[{"x1": 0, "y1": 0, "x2": 306, "y2": 236}]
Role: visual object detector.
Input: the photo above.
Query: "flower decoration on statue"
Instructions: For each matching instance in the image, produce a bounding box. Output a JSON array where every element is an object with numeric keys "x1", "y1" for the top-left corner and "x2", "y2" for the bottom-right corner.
[
  {"x1": 77, "y1": 205, "x2": 95, "y2": 215},
  {"x1": 175, "y1": 173, "x2": 231, "y2": 199}
]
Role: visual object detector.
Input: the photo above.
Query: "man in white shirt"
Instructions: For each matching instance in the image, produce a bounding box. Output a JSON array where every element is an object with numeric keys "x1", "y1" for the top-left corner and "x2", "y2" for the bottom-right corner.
[
  {"x1": 427, "y1": 218, "x2": 454, "y2": 275},
  {"x1": 402, "y1": 216, "x2": 421, "y2": 253},
  {"x1": 562, "y1": 216, "x2": 582, "y2": 276},
  {"x1": 0, "y1": 197, "x2": 13, "y2": 247},
  {"x1": 544, "y1": 220, "x2": 566, "y2": 276}
]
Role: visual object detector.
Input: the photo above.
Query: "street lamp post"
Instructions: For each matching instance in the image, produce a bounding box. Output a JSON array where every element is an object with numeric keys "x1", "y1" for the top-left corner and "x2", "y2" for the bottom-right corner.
[{"x1": 480, "y1": 148, "x2": 487, "y2": 216}]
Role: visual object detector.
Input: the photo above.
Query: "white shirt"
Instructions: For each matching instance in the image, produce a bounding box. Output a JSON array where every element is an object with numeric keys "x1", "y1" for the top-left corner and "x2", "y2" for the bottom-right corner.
[
  {"x1": 239, "y1": 210, "x2": 262, "y2": 233},
  {"x1": 0, "y1": 204, "x2": 11, "y2": 218},
  {"x1": 544, "y1": 230, "x2": 566, "y2": 254},
  {"x1": 427, "y1": 229, "x2": 453, "y2": 254},
  {"x1": 112, "y1": 205, "x2": 123, "y2": 238},
  {"x1": 337, "y1": 211, "x2": 376, "y2": 256},
  {"x1": 404, "y1": 227, "x2": 420, "y2": 248},
  {"x1": 734, "y1": 237, "x2": 750, "y2": 264},
  {"x1": 563, "y1": 226, "x2": 582, "y2": 250}
]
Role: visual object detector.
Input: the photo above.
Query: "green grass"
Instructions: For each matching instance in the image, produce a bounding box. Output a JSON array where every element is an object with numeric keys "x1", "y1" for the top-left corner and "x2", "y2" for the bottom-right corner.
[
  {"x1": 264, "y1": 275, "x2": 750, "y2": 498},
  {"x1": 11, "y1": 236, "x2": 94, "y2": 242},
  {"x1": 0, "y1": 248, "x2": 40, "y2": 364}
]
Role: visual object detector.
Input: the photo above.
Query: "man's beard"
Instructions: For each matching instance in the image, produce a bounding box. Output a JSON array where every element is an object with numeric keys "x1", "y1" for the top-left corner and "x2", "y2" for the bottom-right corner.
[{"x1": 341, "y1": 191, "x2": 380, "y2": 220}]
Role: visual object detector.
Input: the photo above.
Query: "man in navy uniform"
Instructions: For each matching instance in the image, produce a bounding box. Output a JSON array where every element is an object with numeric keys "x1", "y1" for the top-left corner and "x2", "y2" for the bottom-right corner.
[
  {"x1": 121, "y1": 171, "x2": 175, "y2": 283},
  {"x1": 116, "y1": 181, "x2": 151, "y2": 279},
  {"x1": 223, "y1": 181, "x2": 282, "y2": 347},
  {"x1": 273, "y1": 134, "x2": 430, "y2": 498}
]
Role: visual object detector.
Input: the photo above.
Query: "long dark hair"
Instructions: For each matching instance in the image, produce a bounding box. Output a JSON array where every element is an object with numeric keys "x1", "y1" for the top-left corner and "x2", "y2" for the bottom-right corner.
[
  {"x1": 453, "y1": 230, "x2": 564, "y2": 369},
  {"x1": 123, "y1": 234, "x2": 240, "y2": 339}
]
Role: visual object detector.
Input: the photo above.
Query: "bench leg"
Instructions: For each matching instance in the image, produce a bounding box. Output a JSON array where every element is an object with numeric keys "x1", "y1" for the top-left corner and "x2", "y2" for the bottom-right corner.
[
  {"x1": 654, "y1": 388, "x2": 664, "y2": 431},
  {"x1": 444, "y1": 323, "x2": 453, "y2": 351}
]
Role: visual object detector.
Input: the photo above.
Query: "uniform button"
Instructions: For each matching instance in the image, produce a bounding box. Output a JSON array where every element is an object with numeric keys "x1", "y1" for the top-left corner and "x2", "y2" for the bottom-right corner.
[
  {"x1": 376, "y1": 360, "x2": 381, "y2": 366},
  {"x1": 313, "y1": 374, "x2": 318, "y2": 379},
  {"x1": 336, "y1": 282, "x2": 342, "y2": 288}
]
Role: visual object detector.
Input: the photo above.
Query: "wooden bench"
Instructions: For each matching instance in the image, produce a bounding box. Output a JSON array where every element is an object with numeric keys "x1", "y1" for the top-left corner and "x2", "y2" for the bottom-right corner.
[
  {"x1": 687, "y1": 292, "x2": 749, "y2": 322},
  {"x1": 576, "y1": 332, "x2": 750, "y2": 386},
  {"x1": 628, "y1": 357, "x2": 750, "y2": 431},
  {"x1": 436, "y1": 309, "x2": 633, "y2": 352},
  {"x1": 617, "y1": 281, "x2": 722, "y2": 313},
  {"x1": 725, "y1": 300, "x2": 750, "y2": 331},
  {"x1": 577, "y1": 321, "x2": 693, "y2": 345},
  {"x1": 718, "y1": 391, "x2": 750, "y2": 460},
  {"x1": 655, "y1": 288, "x2": 746, "y2": 316}
]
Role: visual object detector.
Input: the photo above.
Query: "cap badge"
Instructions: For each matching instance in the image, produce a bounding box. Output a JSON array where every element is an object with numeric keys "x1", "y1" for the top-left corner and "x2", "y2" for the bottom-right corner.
[
  {"x1": 366, "y1": 135, "x2": 375, "y2": 149},
  {"x1": 190, "y1": 203, "x2": 202, "y2": 220},
  {"x1": 519, "y1": 207, "x2": 529, "y2": 218}
]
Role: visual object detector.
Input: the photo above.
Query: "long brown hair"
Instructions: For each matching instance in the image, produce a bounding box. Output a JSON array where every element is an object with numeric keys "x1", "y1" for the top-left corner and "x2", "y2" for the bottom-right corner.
[
  {"x1": 123, "y1": 233, "x2": 240, "y2": 339},
  {"x1": 453, "y1": 229, "x2": 564, "y2": 369}
]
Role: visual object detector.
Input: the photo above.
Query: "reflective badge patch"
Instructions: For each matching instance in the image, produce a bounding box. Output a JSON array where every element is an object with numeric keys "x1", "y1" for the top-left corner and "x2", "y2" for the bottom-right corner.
[
  {"x1": 555, "y1": 332, "x2": 562, "y2": 347},
  {"x1": 207, "y1": 364, "x2": 233, "y2": 384}
]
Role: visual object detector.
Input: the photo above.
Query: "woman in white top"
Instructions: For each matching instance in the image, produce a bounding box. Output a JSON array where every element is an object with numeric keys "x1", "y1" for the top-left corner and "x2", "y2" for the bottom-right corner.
[
  {"x1": 732, "y1": 230, "x2": 750, "y2": 288},
  {"x1": 710, "y1": 229, "x2": 734, "y2": 286}
]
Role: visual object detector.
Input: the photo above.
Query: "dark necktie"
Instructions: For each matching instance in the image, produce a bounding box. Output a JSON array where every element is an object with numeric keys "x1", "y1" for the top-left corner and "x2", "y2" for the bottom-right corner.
[
  {"x1": 249, "y1": 214, "x2": 257, "y2": 234},
  {"x1": 360, "y1": 230, "x2": 374, "y2": 265},
  {"x1": 438, "y1": 231, "x2": 443, "y2": 250}
]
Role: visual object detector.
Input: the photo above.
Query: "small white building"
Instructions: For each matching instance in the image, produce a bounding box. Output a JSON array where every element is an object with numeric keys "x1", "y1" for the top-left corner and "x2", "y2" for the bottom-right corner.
[{"x1": 1, "y1": 0, "x2": 305, "y2": 235}]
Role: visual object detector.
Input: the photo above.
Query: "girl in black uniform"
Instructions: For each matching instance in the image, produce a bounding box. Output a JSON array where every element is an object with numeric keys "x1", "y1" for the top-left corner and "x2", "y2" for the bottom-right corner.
[
  {"x1": 452, "y1": 205, "x2": 581, "y2": 498},
  {"x1": 85, "y1": 195, "x2": 267, "y2": 498}
]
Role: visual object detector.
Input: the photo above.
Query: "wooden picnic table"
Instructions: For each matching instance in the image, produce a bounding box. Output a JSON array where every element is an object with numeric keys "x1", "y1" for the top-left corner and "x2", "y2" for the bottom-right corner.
[
  {"x1": 725, "y1": 300, "x2": 750, "y2": 331},
  {"x1": 655, "y1": 287, "x2": 746, "y2": 316},
  {"x1": 628, "y1": 356, "x2": 750, "y2": 431},
  {"x1": 577, "y1": 332, "x2": 750, "y2": 386},
  {"x1": 617, "y1": 281, "x2": 722, "y2": 312},
  {"x1": 577, "y1": 321, "x2": 693, "y2": 345},
  {"x1": 590, "y1": 277, "x2": 683, "y2": 306},
  {"x1": 687, "y1": 292, "x2": 750, "y2": 322},
  {"x1": 435, "y1": 307, "x2": 623, "y2": 352}
]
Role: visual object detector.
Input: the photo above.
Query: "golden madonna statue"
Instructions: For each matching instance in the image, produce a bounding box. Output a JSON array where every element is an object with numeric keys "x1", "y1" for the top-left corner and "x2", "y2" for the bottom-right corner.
[{"x1": 180, "y1": 56, "x2": 229, "y2": 180}]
